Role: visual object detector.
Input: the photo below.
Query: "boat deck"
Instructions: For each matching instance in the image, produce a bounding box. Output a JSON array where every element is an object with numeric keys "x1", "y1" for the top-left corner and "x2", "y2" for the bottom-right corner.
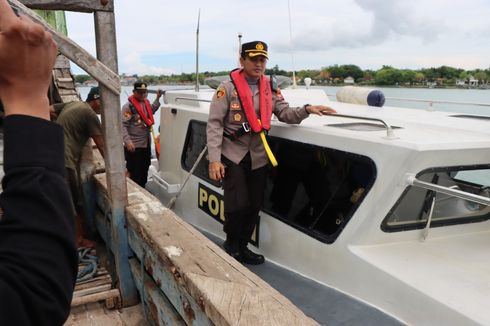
[
  {"x1": 202, "y1": 230, "x2": 402, "y2": 326},
  {"x1": 146, "y1": 181, "x2": 402, "y2": 325}
]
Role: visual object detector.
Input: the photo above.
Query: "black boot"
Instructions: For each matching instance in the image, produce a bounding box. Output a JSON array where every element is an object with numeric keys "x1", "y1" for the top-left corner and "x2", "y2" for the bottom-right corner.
[
  {"x1": 239, "y1": 240, "x2": 265, "y2": 265},
  {"x1": 223, "y1": 236, "x2": 241, "y2": 261}
]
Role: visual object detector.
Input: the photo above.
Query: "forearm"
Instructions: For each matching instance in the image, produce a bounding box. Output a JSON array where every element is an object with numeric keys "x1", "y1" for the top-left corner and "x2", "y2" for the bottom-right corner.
[
  {"x1": 273, "y1": 98, "x2": 309, "y2": 123},
  {"x1": 92, "y1": 134, "x2": 105, "y2": 158},
  {"x1": 152, "y1": 98, "x2": 161, "y2": 113}
]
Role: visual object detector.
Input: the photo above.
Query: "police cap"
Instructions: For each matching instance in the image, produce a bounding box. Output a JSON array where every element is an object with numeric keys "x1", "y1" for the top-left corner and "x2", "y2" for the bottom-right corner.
[
  {"x1": 241, "y1": 41, "x2": 268, "y2": 59},
  {"x1": 133, "y1": 81, "x2": 148, "y2": 91}
]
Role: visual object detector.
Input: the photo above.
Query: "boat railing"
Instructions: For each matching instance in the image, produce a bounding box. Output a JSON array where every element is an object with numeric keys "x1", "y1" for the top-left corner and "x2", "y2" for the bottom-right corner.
[
  {"x1": 406, "y1": 174, "x2": 490, "y2": 240},
  {"x1": 385, "y1": 97, "x2": 490, "y2": 111},
  {"x1": 328, "y1": 113, "x2": 397, "y2": 139},
  {"x1": 174, "y1": 97, "x2": 212, "y2": 103},
  {"x1": 406, "y1": 174, "x2": 490, "y2": 206},
  {"x1": 327, "y1": 93, "x2": 490, "y2": 111}
]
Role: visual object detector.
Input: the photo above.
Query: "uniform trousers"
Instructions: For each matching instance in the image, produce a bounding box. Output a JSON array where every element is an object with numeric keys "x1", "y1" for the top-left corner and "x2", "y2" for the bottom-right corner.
[
  {"x1": 222, "y1": 152, "x2": 268, "y2": 243},
  {"x1": 125, "y1": 146, "x2": 151, "y2": 187}
]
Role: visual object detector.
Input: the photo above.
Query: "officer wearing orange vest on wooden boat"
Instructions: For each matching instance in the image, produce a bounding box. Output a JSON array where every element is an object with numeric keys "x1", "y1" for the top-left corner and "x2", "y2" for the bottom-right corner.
[
  {"x1": 207, "y1": 40, "x2": 336, "y2": 265},
  {"x1": 122, "y1": 81, "x2": 162, "y2": 187}
]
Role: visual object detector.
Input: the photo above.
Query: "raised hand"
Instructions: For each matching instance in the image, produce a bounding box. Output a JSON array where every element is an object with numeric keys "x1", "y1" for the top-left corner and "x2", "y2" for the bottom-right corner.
[{"x1": 0, "y1": 0, "x2": 57, "y2": 119}]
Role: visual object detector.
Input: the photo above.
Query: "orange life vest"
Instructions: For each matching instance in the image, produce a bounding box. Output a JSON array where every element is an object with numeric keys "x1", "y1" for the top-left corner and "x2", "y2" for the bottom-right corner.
[
  {"x1": 128, "y1": 95, "x2": 154, "y2": 127},
  {"x1": 229, "y1": 68, "x2": 272, "y2": 132}
]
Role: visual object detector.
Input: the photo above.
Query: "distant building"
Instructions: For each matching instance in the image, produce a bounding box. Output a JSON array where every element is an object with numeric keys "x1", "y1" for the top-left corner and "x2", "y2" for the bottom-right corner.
[
  {"x1": 435, "y1": 77, "x2": 446, "y2": 86},
  {"x1": 468, "y1": 75, "x2": 478, "y2": 87},
  {"x1": 83, "y1": 79, "x2": 97, "y2": 87},
  {"x1": 121, "y1": 76, "x2": 138, "y2": 86},
  {"x1": 455, "y1": 79, "x2": 466, "y2": 86},
  {"x1": 344, "y1": 76, "x2": 355, "y2": 84}
]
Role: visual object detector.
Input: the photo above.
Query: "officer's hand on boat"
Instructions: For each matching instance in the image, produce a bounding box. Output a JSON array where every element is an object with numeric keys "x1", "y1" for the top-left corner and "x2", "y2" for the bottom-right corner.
[
  {"x1": 0, "y1": 0, "x2": 57, "y2": 120},
  {"x1": 305, "y1": 105, "x2": 337, "y2": 116}
]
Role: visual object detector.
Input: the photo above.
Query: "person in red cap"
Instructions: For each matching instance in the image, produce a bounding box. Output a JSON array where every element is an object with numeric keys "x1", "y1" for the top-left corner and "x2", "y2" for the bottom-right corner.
[{"x1": 206, "y1": 40, "x2": 336, "y2": 265}]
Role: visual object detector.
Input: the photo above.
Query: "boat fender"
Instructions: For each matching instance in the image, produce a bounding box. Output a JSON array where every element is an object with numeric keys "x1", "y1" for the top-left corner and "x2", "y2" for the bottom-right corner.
[{"x1": 336, "y1": 86, "x2": 385, "y2": 107}]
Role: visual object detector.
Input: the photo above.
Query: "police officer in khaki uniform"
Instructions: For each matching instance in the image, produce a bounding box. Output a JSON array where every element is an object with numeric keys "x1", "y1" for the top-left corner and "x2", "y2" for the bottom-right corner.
[
  {"x1": 122, "y1": 81, "x2": 162, "y2": 187},
  {"x1": 207, "y1": 41, "x2": 336, "y2": 264}
]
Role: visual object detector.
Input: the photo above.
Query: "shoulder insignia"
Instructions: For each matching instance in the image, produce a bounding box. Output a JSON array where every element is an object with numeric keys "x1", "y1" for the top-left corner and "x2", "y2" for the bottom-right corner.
[
  {"x1": 123, "y1": 111, "x2": 132, "y2": 120},
  {"x1": 216, "y1": 87, "x2": 226, "y2": 99},
  {"x1": 233, "y1": 113, "x2": 242, "y2": 122},
  {"x1": 230, "y1": 102, "x2": 241, "y2": 110}
]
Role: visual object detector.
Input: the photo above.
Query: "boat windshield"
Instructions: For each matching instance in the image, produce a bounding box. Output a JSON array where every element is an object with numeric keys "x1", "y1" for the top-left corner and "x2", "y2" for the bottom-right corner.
[{"x1": 382, "y1": 165, "x2": 490, "y2": 231}]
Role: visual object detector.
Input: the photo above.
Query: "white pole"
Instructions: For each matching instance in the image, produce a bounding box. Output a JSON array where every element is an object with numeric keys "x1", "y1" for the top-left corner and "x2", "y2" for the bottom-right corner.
[
  {"x1": 195, "y1": 9, "x2": 200, "y2": 92},
  {"x1": 288, "y1": 0, "x2": 297, "y2": 88},
  {"x1": 237, "y1": 32, "x2": 243, "y2": 68}
]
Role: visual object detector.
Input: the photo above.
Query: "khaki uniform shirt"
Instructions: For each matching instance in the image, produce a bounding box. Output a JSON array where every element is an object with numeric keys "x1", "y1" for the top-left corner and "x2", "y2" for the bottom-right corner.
[
  {"x1": 206, "y1": 80, "x2": 309, "y2": 170},
  {"x1": 121, "y1": 98, "x2": 160, "y2": 148}
]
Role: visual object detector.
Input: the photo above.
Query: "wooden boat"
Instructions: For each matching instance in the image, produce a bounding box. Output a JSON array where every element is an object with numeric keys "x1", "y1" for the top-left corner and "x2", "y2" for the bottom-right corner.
[{"x1": 8, "y1": 1, "x2": 324, "y2": 325}]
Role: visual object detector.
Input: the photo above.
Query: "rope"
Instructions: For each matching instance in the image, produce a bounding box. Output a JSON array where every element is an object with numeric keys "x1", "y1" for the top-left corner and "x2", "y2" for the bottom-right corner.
[
  {"x1": 76, "y1": 247, "x2": 98, "y2": 283},
  {"x1": 167, "y1": 145, "x2": 208, "y2": 208}
]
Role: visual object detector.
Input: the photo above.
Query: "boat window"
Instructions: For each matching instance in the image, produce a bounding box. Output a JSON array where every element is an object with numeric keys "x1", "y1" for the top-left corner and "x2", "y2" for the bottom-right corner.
[
  {"x1": 181, "y1": 120, "x2": 377, "y2": 243},
  {"x1": 262, "y1": 137, "x2": 376, "y2": 243},
  {"x1": 181, "y1": 120, "x2": 220, "y2": 187},
  {"x1": 382, "y1": 166, "x2": 490, "y2": 232},
  {"x1": 327, "y1": 122, "x2": 401, "y2": 131}
]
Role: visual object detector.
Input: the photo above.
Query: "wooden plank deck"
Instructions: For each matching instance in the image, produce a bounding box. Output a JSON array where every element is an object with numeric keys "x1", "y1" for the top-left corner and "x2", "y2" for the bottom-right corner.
[
  {"x1": 94, "y1": 174, "x2": 319, "y2": 326},
  {"x1": 65, "y1": 302, "x2": 145, "y2": 326}
]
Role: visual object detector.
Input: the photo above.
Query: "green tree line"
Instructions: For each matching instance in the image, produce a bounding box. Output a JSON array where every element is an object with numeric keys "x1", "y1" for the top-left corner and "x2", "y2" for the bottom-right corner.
[{"x1": 74, "y1": 65, "x2": 490, "y2": 87}]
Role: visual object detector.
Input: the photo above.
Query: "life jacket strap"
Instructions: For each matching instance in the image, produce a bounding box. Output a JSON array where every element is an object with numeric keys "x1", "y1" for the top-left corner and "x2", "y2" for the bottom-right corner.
[{"x1": 223, "y1": 122, "x2": 250, "y2": 141}]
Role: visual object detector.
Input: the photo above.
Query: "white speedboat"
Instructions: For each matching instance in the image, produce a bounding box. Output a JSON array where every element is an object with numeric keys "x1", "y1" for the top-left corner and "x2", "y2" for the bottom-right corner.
[{"x1": 147, "y1": 86, "x2": 490, "y2": 325}]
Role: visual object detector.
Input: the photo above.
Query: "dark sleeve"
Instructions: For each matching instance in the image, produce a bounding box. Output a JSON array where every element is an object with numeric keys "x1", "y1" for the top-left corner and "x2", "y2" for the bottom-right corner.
[{"x1": 0, "y1": 115, "x2": 78, "y2": 326}]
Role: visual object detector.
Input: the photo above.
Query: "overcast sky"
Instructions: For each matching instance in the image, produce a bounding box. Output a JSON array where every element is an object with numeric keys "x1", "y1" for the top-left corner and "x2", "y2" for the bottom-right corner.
[{"x1": 65, "y1": 0, "x2": 490, "y2": 75}]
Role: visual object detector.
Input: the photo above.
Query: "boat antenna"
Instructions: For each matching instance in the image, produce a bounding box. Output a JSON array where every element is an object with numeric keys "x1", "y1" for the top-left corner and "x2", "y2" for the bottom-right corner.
[
  {"x1": 237, "y1": 32, "x2": 243, "y2": 68},
  {"x1": 288, "y1": 0, "x2": 297, "y2": 88},
  {"x1": 195, "y1": 8, "x2": 201, "y2": 92}
]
